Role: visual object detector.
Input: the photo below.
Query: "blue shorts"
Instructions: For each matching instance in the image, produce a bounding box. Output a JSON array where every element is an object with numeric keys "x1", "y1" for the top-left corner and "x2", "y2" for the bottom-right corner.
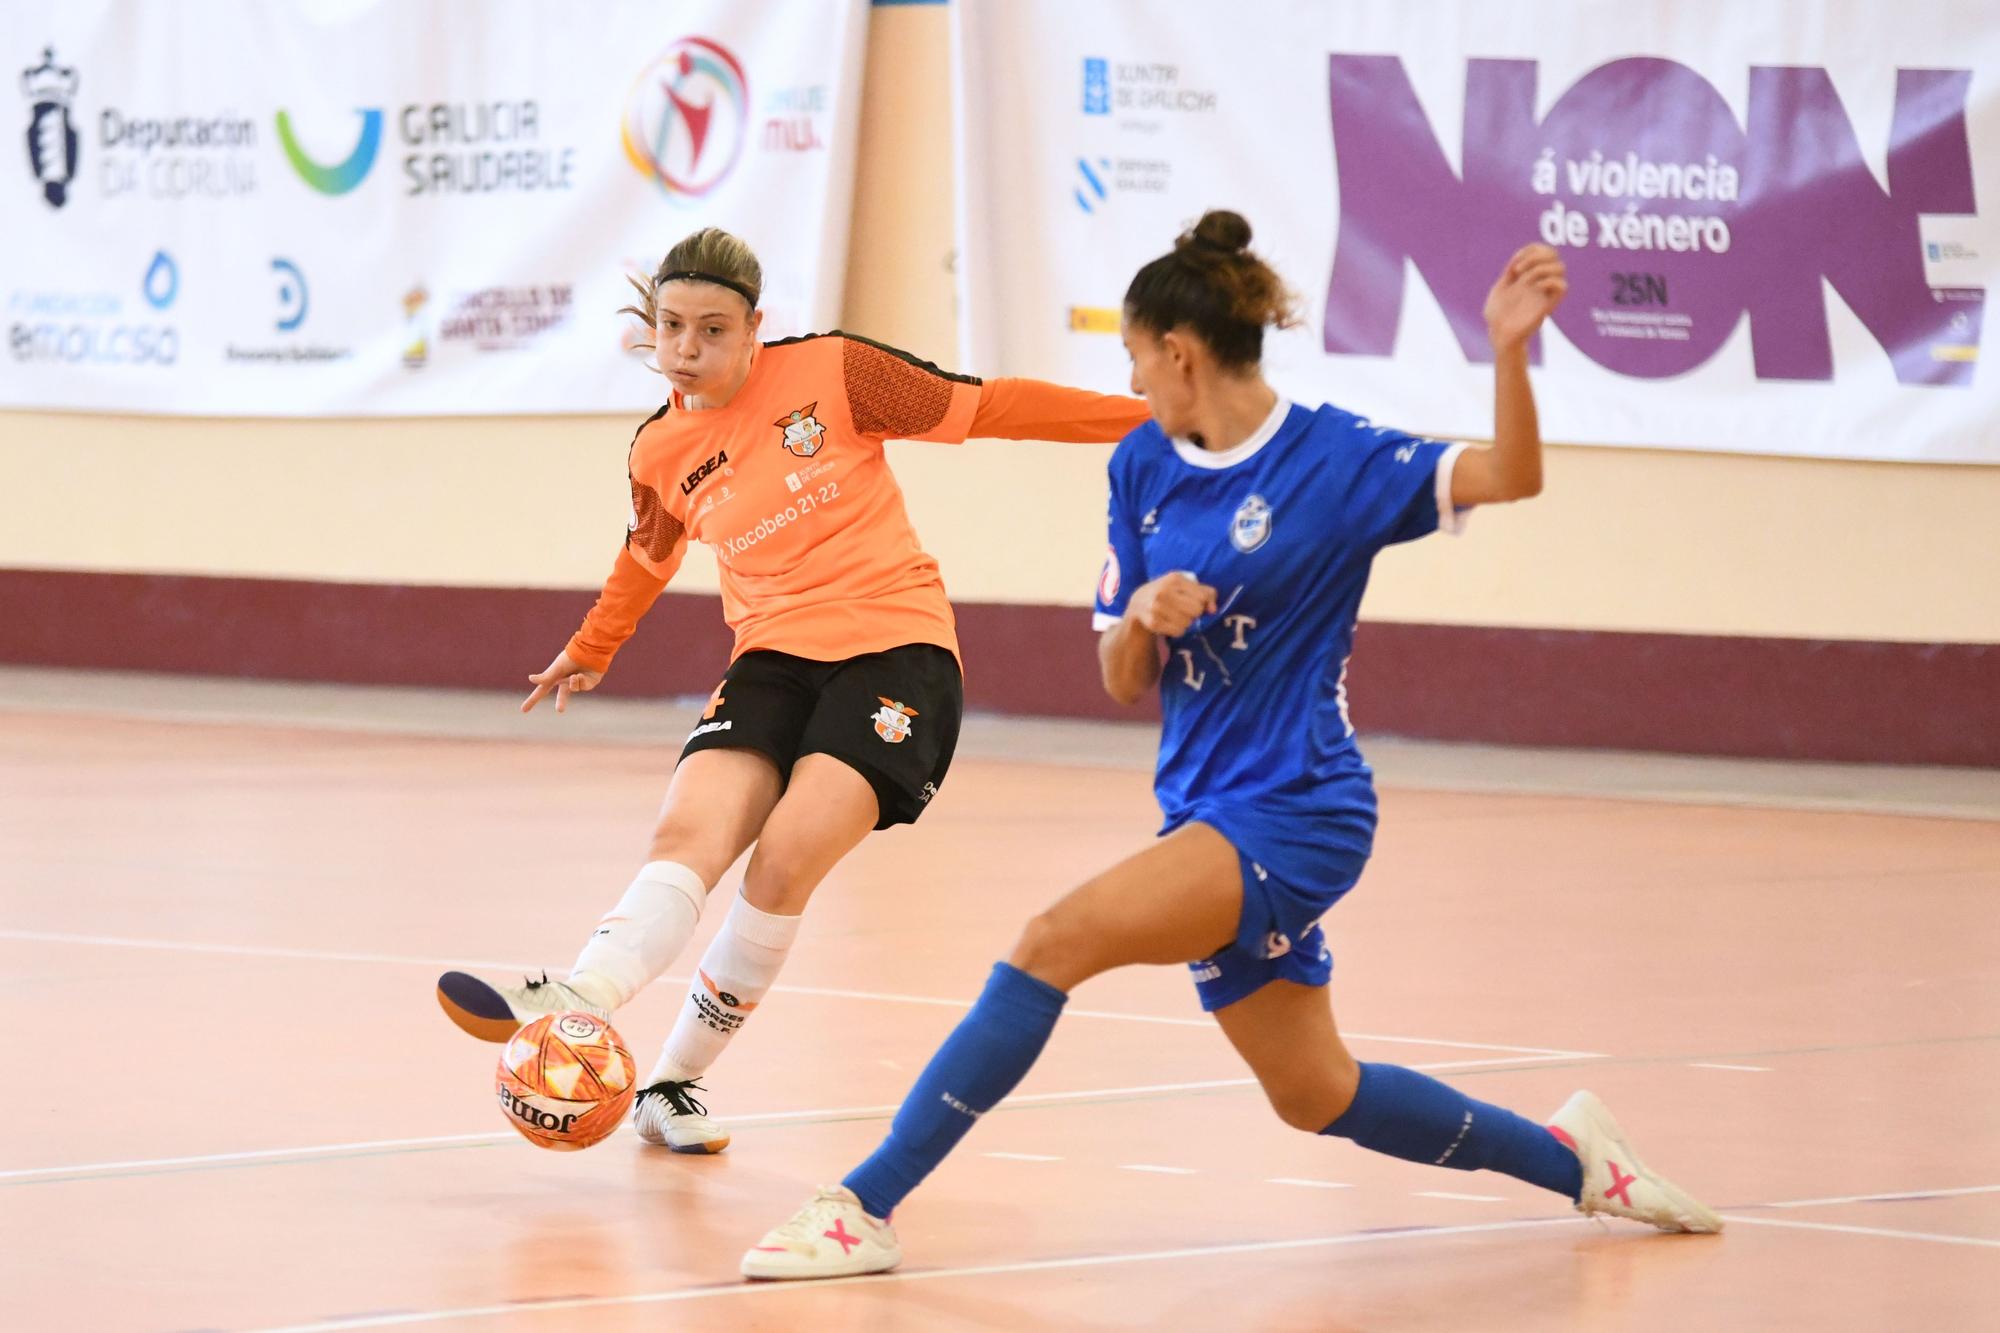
[{"x1": 1177, "y1": 802, "x2": 1372, "y2": 1012}]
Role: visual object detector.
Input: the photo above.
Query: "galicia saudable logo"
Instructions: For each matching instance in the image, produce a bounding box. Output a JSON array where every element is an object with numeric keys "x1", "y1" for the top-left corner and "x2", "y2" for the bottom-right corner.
[
  {"x1": 22, "y1": 45, "x2": 80, "y2": 208},
  {"x1": 275, "y1": 107, "x2": 383, "y2": 195}
]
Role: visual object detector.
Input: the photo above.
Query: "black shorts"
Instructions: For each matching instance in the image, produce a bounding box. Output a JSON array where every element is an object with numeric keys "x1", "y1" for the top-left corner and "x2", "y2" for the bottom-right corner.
[{"x1": 679, "y1": 643, "x2": 963, "y2": 829}]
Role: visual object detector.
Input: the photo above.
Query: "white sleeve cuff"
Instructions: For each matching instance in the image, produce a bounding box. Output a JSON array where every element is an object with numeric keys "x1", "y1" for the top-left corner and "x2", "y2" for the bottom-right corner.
[
  {"x1": 1434, "y1": 442, "x2": 1473, "y2": 536},
  {"x1": 1092, "y1": 611, "x2": 1121, "y2": 630}
]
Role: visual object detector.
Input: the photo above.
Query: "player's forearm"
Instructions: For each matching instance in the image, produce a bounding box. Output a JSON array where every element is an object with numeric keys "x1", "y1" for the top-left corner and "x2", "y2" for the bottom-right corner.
[
  {"x1": 566, "y1": 545, "x2": 672, "y2": 672},
  {"x1": 969, "y1": 378, "x2": 1150, "y2": 443},
  {"x1": 1486, "y1": 342, "x2": 1544, "y2": 500},
  {"x1": 1098, "y1": 617, "x2": 1163, "y2": 705}
]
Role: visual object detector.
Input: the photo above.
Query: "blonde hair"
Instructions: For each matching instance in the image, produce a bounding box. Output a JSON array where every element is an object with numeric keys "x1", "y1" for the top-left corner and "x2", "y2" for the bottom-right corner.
[{"x1": 619, "y1": 227, "x2": 764, "y2": 355}]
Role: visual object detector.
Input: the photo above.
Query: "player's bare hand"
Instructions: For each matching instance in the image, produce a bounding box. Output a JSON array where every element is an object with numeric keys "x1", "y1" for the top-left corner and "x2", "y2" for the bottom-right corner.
[
  {"x1": 523, "y1": 650, "x2": 605, "y2": 714},
  {"x1": 1128, "y1": 572, "x2": 1218, "y2": 638},
  {"x1": 1484, "y1": 243, "x2": 1567, "y2": 352}
]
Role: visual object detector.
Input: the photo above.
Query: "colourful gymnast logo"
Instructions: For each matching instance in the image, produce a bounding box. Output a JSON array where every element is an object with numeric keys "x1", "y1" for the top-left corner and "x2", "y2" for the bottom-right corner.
[
  {"x1": 623, "y1": 37, "x2": 748, "y2": 202},
  {"x1": 275, "y1": 107, "x2": 383, "y2": 196}
]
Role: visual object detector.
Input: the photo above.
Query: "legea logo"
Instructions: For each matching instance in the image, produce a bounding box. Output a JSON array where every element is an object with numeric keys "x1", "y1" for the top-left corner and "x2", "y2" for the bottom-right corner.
[
  {"x1": 622, "y1": 37, "x2": 748, "y2": 201},
  {"x1": 275, "y1": 107, "x2": 383, "y2": 195},
  {"x1": 1325, "y1": 57, "x2": 1982, "y2": 386}
]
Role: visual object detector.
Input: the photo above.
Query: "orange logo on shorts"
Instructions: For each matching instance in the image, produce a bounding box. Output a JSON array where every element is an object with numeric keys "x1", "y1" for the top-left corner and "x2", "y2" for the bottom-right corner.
[
  {"x1": 703, "y1": 684, "x2": 726, "y2": 719},
  {"x1": 871, "y1": 697, "x2": 918, "y2": 744}
]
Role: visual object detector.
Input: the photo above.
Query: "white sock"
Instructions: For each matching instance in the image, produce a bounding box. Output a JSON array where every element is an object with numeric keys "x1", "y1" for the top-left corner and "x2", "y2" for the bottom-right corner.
[
  {"x1": 649, "y1": 894, "x2": 802, "y2": 1085},
  {"x1": 566, "y1": 860, "x2": 707, "y2": 1009}
]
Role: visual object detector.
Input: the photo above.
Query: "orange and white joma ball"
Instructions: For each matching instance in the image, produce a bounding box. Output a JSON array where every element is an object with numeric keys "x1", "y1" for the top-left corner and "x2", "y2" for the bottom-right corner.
[{"x1": 495, "y1": 1011, "x2": 636, "y2": 1151}]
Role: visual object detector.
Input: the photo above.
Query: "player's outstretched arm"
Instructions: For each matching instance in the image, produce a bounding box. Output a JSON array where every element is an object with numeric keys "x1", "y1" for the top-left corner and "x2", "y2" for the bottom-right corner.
[
  {"x1": 1098, "y1": 573, "x2": 1216, "y2": 705},
  {"x1": 1451, "y1": 243, "x2": 1567, "y2": 508},
  {"x1": 966, "y1": 378, "x2": 1150, "y2": 444},
  {"x1": 524, "y1": 545, "x2": 672, "y2": 714}
]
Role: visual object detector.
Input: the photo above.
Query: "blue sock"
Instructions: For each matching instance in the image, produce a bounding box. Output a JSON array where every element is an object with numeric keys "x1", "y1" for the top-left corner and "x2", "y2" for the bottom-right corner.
[
  {"x1": 1321, "y1": 1062, "x2": 1582, "y2": 1201},
  {"x1": 843, "y1": 961, "x2": 1067, "y2": 1218}
]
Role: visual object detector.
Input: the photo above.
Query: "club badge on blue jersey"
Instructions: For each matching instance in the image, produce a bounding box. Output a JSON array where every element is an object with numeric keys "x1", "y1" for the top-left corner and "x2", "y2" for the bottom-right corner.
[{"x1": 1230, "y1": 494, "x2": 1273, "y2": 552}]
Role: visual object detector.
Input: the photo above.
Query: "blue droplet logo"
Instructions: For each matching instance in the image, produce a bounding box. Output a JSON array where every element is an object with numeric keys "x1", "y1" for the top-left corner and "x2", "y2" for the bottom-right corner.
[{"x1": 143, "y1": 251, "x2": 179, "y2": 310}]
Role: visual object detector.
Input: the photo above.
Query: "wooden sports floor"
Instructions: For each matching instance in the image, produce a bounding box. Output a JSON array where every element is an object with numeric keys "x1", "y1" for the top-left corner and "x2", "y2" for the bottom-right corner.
[{"x1": 2, "y1": 677, "x2": 1996, "y2": 1331}]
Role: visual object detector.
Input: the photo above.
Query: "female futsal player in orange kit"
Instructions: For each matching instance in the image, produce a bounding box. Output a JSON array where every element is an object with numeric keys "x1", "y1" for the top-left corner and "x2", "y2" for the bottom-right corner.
[{"x1": 436, "y1": 228, "x2": 1149, "y2": 1152}]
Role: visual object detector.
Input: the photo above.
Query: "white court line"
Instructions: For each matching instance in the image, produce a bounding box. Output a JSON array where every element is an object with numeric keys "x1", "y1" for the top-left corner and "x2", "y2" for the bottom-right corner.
[
  {"x1": 1689, "y1": 1062, "x2": 1772, "y2": 1072},
  {"x1": 0, "y1": 1132, "x2": 515, "y2": 1182},
  {"x1": 1719, "y1": 1214, "x2": 2000, "y2": 1249},
  {"x1": 1414, "y1": 1191, "x2": 1505, "y2": 1203},
  {"x1": 983, "y1": 1152, "x2": 1062, "y2": 1163},
  {"x1": 0, "y1": 1078, "x2": 1246, "y2": 1183},
  {"x1": 248, "y1": 1217, "x2": 1595, "y2": 1332},
  {"x1": 243, "y1": 1199, "x2": 2000, "y2": 1332},
  {"x1": 1268, "y1": 1177, "x2": 1354, "y2": 1190},
  {"x1": 0, "y1": 1057, "x2": 1536, "y2": 1185},
  {"x1": 1121, "y1": 1164, "x2": 1199, "y2": 1175},
  {"x1": 1760, "y1": 1183, "x2": 2000, "y2": 1209},
  {"x1": 0, "y1": 927, "x2": 1605, "y2": 1059}
]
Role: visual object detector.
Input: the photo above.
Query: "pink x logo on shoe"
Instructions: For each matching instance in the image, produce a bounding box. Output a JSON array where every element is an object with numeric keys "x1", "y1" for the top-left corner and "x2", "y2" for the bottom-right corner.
[{"x1": 1605, "y1": 1161, "x2": 1638, "y2": 1208}]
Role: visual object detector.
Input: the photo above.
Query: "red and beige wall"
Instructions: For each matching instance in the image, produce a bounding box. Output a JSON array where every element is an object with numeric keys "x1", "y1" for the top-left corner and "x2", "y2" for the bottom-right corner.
[{"x1": 4, "y1": 3, "x2": 1995, "y2": 764}]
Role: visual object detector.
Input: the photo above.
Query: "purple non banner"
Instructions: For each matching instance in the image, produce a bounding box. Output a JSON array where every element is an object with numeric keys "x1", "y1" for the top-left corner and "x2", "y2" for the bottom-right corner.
[{"x1": 1325, "y1": 56, "x2": 1983, "y2": 387}]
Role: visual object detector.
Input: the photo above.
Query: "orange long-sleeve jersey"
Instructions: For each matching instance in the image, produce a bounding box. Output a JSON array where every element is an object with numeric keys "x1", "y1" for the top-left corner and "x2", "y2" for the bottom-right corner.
[{"x1": 566, "y1": 332, "x2": 1149, "y2": 672}]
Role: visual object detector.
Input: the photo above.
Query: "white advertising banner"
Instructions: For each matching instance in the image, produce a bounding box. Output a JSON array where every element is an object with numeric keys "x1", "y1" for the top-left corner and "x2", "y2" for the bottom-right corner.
[
  {"x1": 2, "y1": 0, "x2": 867, "y2": 416},
  {"x1": 954, "y1": 0, "x2": 1998, "y2": 462}
]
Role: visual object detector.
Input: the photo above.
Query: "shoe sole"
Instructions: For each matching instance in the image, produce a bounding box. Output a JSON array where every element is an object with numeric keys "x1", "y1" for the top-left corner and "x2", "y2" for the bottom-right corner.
[
  {"x1": 436, "y1": 971, "x2": 522, "y2": 1043},
  {"x1": 636, "y1": 1131, "x2": 733, "y2": 1154},
  {"x1": 740, "y1": 1251, "x2": 901, "y2": 1281},
  {"x1": 670, "y1": 1137, "x2": 730, "y2": 1154}
]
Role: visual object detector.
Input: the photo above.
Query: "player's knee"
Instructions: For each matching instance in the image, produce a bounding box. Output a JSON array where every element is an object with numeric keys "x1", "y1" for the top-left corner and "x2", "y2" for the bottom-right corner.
[
  {"x1": 739, "y1": 836, "x2": 826, "y2": 915},
  {"x1": 647, "y1": 818, "x2": 733, "y2": 887},
  {"x1": 1265, "y1": 1084, "x2": 1339, "y2": 1132},
  {"x1": 1009, "y1": 907, "x2": 1094, "y2": 988},
  {"x1": 1261, "y1": 1062, "x2": 1360, "y2": 1132}
]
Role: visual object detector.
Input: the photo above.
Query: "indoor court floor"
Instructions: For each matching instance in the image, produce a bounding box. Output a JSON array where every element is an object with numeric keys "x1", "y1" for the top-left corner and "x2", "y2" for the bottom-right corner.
[{"x1": 2, "y1": 668, "x2": 1996, "y2": 1331}]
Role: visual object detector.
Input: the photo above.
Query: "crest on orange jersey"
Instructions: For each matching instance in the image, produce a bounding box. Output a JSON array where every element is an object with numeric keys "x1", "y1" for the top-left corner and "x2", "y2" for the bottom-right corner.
[
  {"x1": 775, "y1": 402, "x2": 827, "y2": 457},
  {"x1": 871, "y1": 697, "x2": 918, "y2": 744}
]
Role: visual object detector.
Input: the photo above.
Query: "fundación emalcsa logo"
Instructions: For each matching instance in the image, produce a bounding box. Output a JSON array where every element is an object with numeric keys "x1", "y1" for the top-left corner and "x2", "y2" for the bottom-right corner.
[
  {"x1": 622, "y1": 36, "x2": 748, "y2": 201},
  {"x1": 142, "y1": 249, "x2": 178, "y2": 310},
  {"x1": 275, "y1": 107, "x2": 383, "y2": 195},
  {"x1": 21, "y1": 45, "x2": 79, "y2": 209}
]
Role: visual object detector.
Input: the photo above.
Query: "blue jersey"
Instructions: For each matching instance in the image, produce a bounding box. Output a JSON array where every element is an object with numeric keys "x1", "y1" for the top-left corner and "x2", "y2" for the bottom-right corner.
[{"x1": 1094, "y1": 398, "x2": 1465, "y2": 886}]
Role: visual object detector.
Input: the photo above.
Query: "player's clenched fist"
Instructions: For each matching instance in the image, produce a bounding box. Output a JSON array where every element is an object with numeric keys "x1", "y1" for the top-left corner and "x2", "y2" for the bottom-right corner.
[
  {"x1": 1127, "y1": 572, "x2": 1219, "y2": 638},
  {"x1": 1484, "y1": 243, "x2": 1568, "y2": 352}
]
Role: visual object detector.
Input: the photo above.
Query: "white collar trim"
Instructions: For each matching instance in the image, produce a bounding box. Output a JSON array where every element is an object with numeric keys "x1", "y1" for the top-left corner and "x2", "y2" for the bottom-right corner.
[{"x1": 1169, "y1": 397, "x2": 1293, "y2": 470}]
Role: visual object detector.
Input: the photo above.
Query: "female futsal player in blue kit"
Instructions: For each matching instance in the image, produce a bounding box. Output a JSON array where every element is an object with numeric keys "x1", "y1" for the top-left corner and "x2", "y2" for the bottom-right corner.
[{"x1": 742, "y1": 212, "x2": 1721, "y2": 1278}]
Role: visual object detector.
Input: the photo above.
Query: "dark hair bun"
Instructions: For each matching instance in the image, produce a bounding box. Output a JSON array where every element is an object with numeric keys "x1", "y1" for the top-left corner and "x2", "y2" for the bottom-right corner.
[{"x1": 1184, "y1": 210, "x2": 1253, "y2": 254}]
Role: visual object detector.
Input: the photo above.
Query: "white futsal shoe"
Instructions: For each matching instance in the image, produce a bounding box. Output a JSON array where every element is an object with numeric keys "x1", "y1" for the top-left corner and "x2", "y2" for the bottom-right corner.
[
  {"x1": 1548, "y1": 1090, "x2": 1723, "y2": 1233},
  {"x1": 741, "y1": 1185, "x2": 902, "y2": 1280},
  {"x1": 631, "y1": 1078, "x2": 732, "y2": 1154},
  {"x1": 434, "y1": 970, "x2": 609, "y2": 1043}
]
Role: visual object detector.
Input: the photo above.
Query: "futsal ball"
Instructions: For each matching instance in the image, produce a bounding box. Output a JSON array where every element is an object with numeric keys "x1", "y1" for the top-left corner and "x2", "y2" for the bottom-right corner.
[{"x1": 495, "y1": 1011, "x2": 636, "y2": 1151}]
